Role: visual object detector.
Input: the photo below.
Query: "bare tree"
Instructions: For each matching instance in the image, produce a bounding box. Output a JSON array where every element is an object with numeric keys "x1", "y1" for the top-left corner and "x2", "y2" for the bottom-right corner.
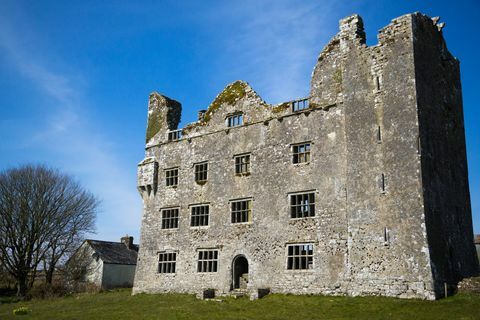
[{"x1": 0, "y1": 165, "x2": 98, "y2": 297}]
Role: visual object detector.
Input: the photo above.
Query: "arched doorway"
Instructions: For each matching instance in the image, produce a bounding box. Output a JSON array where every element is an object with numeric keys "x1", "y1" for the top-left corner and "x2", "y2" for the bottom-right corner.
[{"x1": 232, "y1": 255, "x2": 249, "y2": 290}]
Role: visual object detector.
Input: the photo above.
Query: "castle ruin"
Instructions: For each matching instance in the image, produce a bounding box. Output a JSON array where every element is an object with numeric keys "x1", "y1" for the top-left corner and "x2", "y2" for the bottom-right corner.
[{"x1": 133, "y1": 13, "x2": 479, "y2": 300}]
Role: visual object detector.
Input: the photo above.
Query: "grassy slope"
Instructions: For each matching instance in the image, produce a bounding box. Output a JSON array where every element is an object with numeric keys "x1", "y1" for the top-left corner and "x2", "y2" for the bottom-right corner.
[{"x1": 0, "y1": 290, "x2": 479, "y2": 320}]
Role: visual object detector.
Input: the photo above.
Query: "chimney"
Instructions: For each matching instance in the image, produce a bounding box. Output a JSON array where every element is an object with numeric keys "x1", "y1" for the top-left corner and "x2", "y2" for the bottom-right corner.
[
  {"x1": 121, "y1": 235, "x2": 134, "y2": 250},
  {"x1": 198, "y1": 110, "x2": 207, "y2": 122}
]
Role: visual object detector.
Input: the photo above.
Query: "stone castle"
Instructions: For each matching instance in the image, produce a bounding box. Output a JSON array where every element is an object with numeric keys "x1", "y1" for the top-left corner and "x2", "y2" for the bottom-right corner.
[{"x1": 133, "y1": 13, "x2": 479, "y2": 300}]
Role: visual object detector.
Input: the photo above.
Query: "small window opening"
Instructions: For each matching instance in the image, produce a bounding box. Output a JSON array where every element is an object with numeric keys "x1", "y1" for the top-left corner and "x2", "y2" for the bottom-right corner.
[
  {"x1": 161, "y1": 208, "x2": 179, "y2": 229},
  {"x1": 194, "y1": 162, "x2": 208, "y2": 184},
  {"x1": 384, "y1": 227, "x2": 390, "y2": 246},
  {"x1": 286, "y1": 244, "x2": 314, "y2": 270},
  {"x1": 158, "y1": 252, "x2": 176, "y2": 273},
  {"x1": 379, "y1": 173, "x2": 386, "y2": 193},
  {"x1": 226, "y1": 114, "x2": 243, "y2": 127},
  {"x1": 375, "y1": 76, "x2": 381, "y2": 91},
  {"x1": 165, "y1": 168, "x2": 179, "y2": 187},
  {"x1": 290, "y1": 192, "x2": 315, "y2": 218},
  {"x1": 292, "y1": 99, "x2": 309, "y2": 112},
  {"x1": 292, "y1": 143, "x2": 311, "y2": 164},
  {"x1": 190, "y1": 205, "x2": 209, "y2": 227},
  {"x1": 231, "y1": 199, "x2": 252, "y2": 223},
  {"x1": 234, "y1": 154, "x2": 250, "y2": 175},
  {"x1": 197, "y1": 250, "x2": 218, "y2": 272},
  {"x1": 167, "y1": 130, "x2": 182, "y2": 141},
  {"x1": 377, "y1": 126, "x2": 382, "y2": 143}
]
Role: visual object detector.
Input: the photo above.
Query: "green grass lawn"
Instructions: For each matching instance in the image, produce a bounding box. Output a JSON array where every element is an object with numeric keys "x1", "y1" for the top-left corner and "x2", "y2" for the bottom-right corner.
[{"x1": 0, "y1": 290, "x2": 479, "y2": 320}]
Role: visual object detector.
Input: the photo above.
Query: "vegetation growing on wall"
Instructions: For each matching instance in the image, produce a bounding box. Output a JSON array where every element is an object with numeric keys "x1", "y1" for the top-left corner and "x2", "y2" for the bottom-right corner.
[
  {"x1": 146, "y1": 103, "x2": 164, "y2": 143},
  {"x1": 204, "y1": 81, "x2": 248, "y2": 122},
  {"x1": 272, "y1": 102, "x2": 291, "y2": 113}
]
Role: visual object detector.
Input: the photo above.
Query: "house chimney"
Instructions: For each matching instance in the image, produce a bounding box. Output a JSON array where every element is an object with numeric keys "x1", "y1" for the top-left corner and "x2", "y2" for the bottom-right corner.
[
  {"x1": 198, "y1": 110, "x2": 207, "y2": 122},
  {"x1": 121, "y1": 235, "x2": 134, "y2": 250}
]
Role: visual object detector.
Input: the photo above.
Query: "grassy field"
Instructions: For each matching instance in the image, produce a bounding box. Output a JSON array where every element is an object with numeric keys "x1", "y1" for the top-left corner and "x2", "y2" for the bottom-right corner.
[{"x1": 0, "y1": 289, "x2": 479, "y2": 320}]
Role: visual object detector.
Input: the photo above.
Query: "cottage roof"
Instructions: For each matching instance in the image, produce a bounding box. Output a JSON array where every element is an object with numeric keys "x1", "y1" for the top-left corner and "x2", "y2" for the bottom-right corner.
[{"x1": 86, "y1": 240, "x2": 139, "y2": 265}]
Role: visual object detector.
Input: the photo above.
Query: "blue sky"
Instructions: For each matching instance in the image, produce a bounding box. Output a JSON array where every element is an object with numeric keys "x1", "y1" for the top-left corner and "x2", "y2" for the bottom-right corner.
[{"x1": 0, "y1": 0, "x2": 478, "y2": 241}]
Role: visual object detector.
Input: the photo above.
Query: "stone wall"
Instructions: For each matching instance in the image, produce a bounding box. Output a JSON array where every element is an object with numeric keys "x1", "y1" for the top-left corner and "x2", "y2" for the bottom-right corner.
[{"x1": 133, "y1": 12, "x2": 478, "y2": 300}]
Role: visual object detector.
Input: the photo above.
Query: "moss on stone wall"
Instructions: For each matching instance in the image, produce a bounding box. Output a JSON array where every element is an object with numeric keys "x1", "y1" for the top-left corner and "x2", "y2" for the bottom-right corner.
[
  {"x1": 272, "y1": 102, "x2": 291, "y2": 113},
  {"x1": 204, "y1": 81, "x2": 248, "y2": 122},
  {"x1": 333, "y1": 68, "x2": 343, "y2": 85},
  {"x1": 146, "y1": 108, "x2": 164, "y2": 143}
]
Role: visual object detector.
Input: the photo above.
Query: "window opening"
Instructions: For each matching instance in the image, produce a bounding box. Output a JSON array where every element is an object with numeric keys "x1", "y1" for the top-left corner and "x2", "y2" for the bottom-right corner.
[{"x1": 287, "y1": 244, "x2": 314, "y2": 270}]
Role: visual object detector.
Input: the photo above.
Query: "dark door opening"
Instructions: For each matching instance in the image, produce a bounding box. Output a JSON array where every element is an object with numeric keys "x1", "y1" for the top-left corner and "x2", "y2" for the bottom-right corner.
[{"x1": 232, "y1": 255, "x2": 249, "y2": 289}]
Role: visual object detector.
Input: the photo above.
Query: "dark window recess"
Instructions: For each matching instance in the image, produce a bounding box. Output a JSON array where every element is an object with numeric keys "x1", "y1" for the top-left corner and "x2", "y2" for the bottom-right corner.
[
  {"x1": 379, "y1": 173, "x2": 386, "y2": 193},
  {"x1": 167, "y1": 130, "x2": 182, "y2": 141},
  {"x1": 165, "y1": 168, "x2": 178, "y2": 186},
  {"x1": 161, "y1": 208, "x2": 179, "y2": 229},
  {"x1": 287, "y1": 244, "x2": 314, "y2": 270},
  {"x1": 235, "y1": 154, "x2": 250, "y2": 175},
  {"x1": 197, "y1": 250, "x2": 218, "y2": 272},
  {"x1": 292, "y1": 143, "x2": 311, "y2": 164},
  {"x1": 227, "y1": 114, "x2": 243, "y2": 127},
  {"x1": 290, "y1": 193, "x2": 315, "y2": 218},
  {"x1": 377, "y1": 126, "x2": 382, "y2": 143},
  {"x1": 231, "y1": 200, "x2": 252, "y2": 223},
  {"x1": 194, "y1": 162, "x2": 208, "y2": 183},
  {"x1": 292, "y1": 99, "x2": 309, "y2": 112},
  {"x1": 158, "y1": 252, "x2": 176, "y2": 273},
  {"x1": 375, "y1": 76, "x2": 381, "y2": 91},
  {"x1": 191, "y1": 205, "x2": 209, "y2": 227}
]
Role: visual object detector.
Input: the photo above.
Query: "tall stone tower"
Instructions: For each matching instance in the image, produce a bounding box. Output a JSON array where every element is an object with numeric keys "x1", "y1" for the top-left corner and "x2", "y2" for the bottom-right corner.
[{"x1": 133, "y1": 13, "x2": 478, "y2": 300}]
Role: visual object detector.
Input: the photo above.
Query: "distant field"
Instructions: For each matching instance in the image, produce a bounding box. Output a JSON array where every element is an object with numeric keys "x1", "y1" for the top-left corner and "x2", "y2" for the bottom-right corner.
[{"x1": 1, "y1": 289, "x2": 479, "y2": 320}]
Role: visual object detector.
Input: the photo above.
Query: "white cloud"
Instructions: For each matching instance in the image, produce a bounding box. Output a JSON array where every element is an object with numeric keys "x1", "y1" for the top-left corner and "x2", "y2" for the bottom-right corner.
[{"x1": 0, "y1": 2, "x2": 141, "y2": 242}]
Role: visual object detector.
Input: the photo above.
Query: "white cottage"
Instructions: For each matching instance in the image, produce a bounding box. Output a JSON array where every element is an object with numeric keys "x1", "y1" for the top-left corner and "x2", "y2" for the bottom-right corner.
[{"x1": 67, "y1": 236, "x2": 138, "y2": 289}]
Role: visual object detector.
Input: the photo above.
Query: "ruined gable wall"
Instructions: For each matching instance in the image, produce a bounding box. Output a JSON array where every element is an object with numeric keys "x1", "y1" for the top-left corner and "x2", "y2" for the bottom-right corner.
[{"x1": 134, "y1": 83, "x2": 349, "y2": 295}]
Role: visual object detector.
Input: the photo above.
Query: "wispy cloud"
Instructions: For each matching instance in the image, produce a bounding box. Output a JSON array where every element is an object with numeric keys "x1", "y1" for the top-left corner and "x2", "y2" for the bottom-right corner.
[
  {"x1": 0, "y1": 2, "x2": 141, "y2": 241},
  {"x1": 209, "y1": 0, "x2": 340, "y2": 103}
]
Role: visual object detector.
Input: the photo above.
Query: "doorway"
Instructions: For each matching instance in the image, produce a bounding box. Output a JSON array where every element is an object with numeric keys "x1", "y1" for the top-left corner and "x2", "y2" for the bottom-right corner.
[{"x1": 232, "y1": 255, "x2": 249, "y2": 290}]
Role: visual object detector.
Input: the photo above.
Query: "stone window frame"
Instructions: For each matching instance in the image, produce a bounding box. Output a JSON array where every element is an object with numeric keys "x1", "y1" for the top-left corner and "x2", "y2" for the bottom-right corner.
[
  {"x1": 189, "y1": 203, "x2": 210, "y2": 228},
  {"x1": 164, "y1": 167, "x2": 179, "y2": 187},
  {"x1": 167, "y1": 129, "x2": 182, "y2": 141},
  {"x1": 226, "y1": 113, "x2": 244, "y2": 128},
  {"x1": 194, "y1": 161, "x2": 208, "y2": 185},
  {"x1": 160, "y1": 207, "x2": 180, "y2": 230},
  {"x1": 158, "y1": 251, "x2": 177, "y2": 274},
  {"x1": 197, "y1": 249, "x2": 219, "y2": 273},
  {"x1": 286, "y1": 243, "x2": 314, "y2": 271},
  {"x1": 229, "y1": 198, "x2": 253, "y2": 224},
  {"x1": 289, "y1": 190, "x2": 316, "y2": 219},
  {"x1": 292, "y1": 98, "x2": 309, "y2": 112},
  {"x1": 234, "y1": 153, "x2": 251, "y2": 176},
  {"x1": 291, "y1": 142, "x2": 311, "y2": 164}
]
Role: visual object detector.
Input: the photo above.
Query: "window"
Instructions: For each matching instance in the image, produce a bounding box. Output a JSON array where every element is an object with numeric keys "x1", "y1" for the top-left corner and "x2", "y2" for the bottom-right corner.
[
  {"x1": 292, "y1": 143, "x2": 311, "y2": 164},
  {"x1": 287, "y1": 244, "x2": 314, "y2": 270},
  {"x1": 379, "y1": 173, "x2": 386, "y2": 193},
  {"x1": 161, "y1": 208, "x2": 179, "y2": 229},
  {"x1": 290, "y1": 192, "x2": 315, "y2": 218},
  {"x1": 197, "y1": 250, "x2": 218, "y2": 272},
  {"x1": 190, "y1": 205, "x2": 209, "y2": 227},
  {"x1": 376, "y1": 126, "x2": 382, "y2": 143},
  {"x1": 167, "y1": 130, "x2": 182, "y2": 141},
  {"x1": 165, "y1": 168, "x2": 178, "y2": 187},
  {"x1": 231, "y1": 199, "x2": 252, "y2": 223},
  {"x1": 158, "y1": 252, "x2": 176, "y2": 273},
  {"x1": 194, "y1": 162, "x2": 208, "y2": 184},
  {"x1": 292, "y1": 99, "x2": 309, "y2": 112},
  {"x1": 226, "y1": 114, "x2": 243, "y2": 127},
  {"x1": 234, "y1": 154, "x2": 250, "y2": 175}
]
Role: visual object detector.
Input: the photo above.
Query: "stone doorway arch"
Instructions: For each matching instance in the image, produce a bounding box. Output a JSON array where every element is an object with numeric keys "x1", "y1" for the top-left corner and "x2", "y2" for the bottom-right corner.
[{"x1": 232, "y1": 255, "x2": 249, "y2": 290}]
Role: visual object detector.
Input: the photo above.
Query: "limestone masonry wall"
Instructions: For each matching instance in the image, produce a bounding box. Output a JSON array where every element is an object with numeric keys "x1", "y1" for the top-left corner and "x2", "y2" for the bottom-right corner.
[{"x1": 133, "y1": 12, "x2": 479, "y2": 300}]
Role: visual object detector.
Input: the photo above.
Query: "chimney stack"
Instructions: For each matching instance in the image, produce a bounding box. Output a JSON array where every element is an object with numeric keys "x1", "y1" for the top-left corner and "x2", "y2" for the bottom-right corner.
[{"x1": 121, "y1": 235, "x2": 134, "y2": 250}]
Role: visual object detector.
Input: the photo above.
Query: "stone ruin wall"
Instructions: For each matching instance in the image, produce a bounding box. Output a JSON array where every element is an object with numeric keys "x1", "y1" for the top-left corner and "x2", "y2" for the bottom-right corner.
[{"x1": 133, "y1": 13, "x2": 479, "y2": 300}]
